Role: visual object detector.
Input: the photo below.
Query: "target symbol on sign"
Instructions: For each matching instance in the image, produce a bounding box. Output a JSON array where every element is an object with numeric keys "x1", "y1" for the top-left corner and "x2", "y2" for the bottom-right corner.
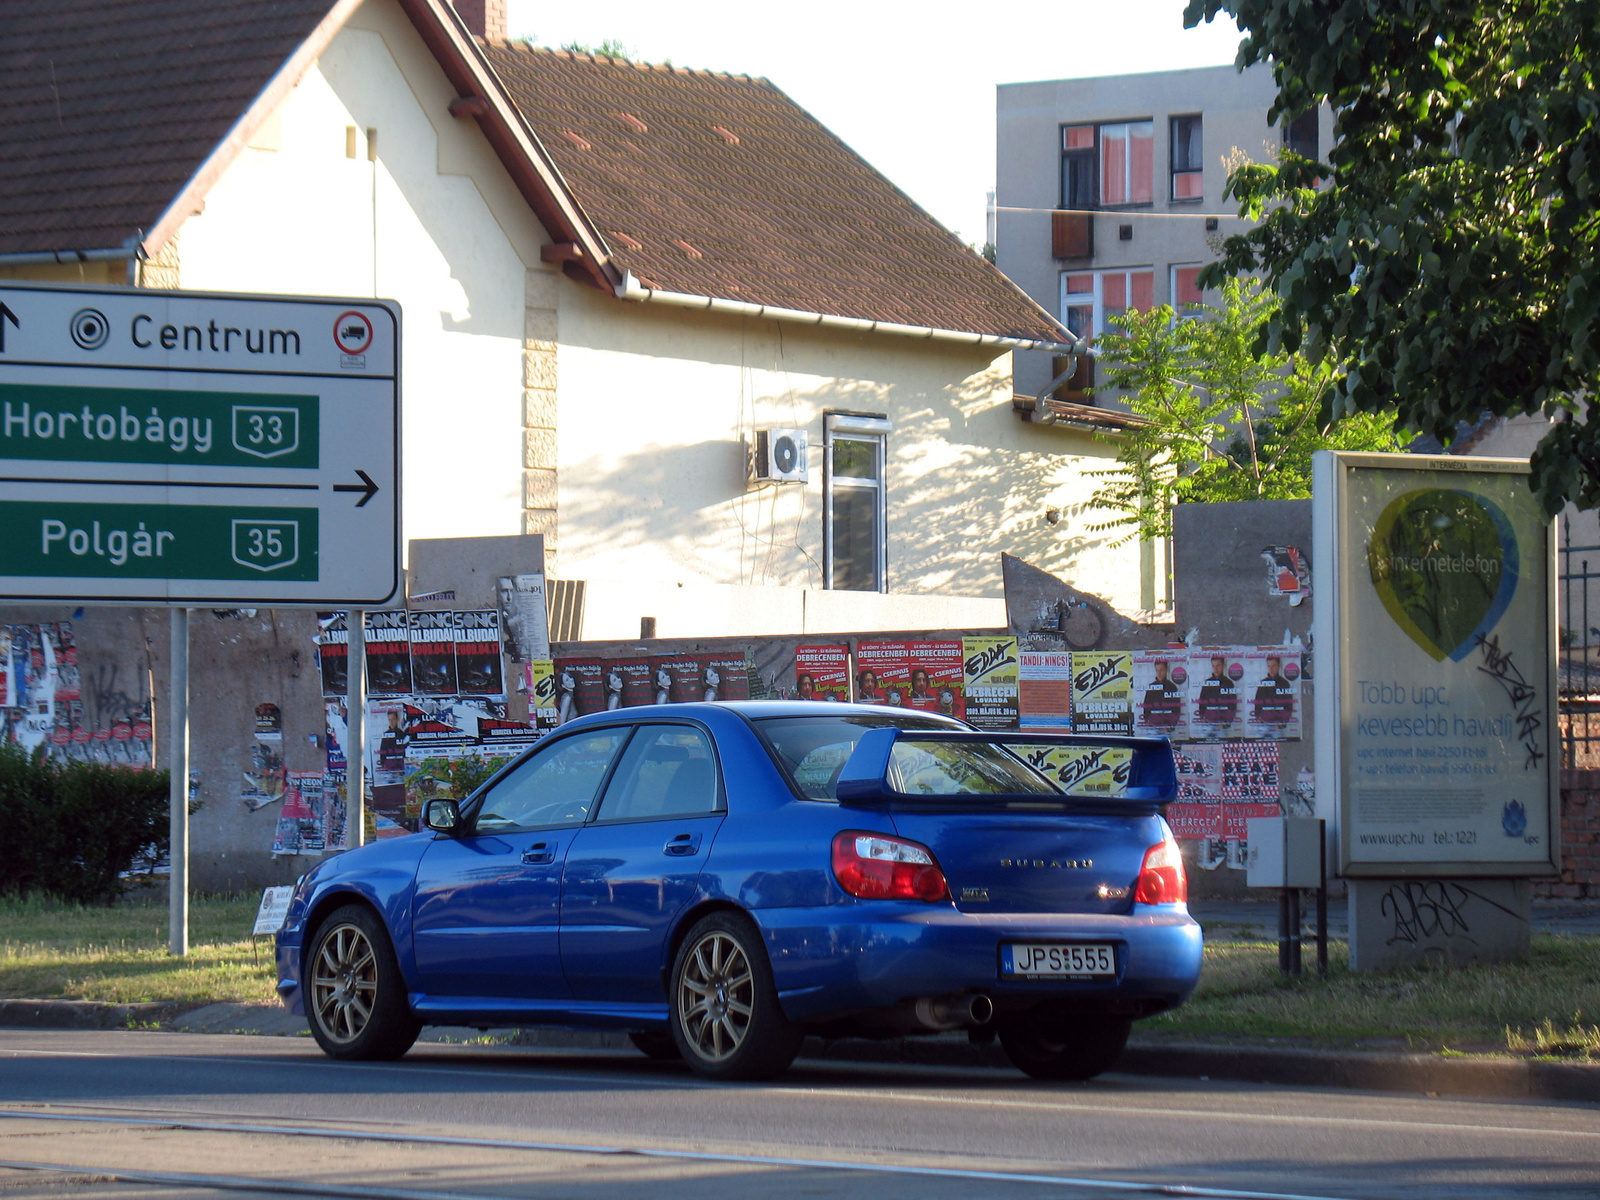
[{"x1": 69, "y1": 308, "x2": 110, "y2": 351}]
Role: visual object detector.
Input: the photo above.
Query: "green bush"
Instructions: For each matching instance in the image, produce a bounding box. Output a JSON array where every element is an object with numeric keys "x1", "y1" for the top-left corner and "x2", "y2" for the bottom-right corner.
[{"x1": 0, "y1": 746, "x2": 170, "y2": 904}]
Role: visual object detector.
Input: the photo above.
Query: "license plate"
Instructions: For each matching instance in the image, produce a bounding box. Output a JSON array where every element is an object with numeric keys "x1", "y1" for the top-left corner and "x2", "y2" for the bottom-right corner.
[{"x1": 1001, "y1": 942, "x2": 1115, "y2": 978}]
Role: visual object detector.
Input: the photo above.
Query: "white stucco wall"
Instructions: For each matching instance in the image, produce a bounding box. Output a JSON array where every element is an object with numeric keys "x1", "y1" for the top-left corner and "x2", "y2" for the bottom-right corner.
[
  {"x1": 166, "y1": 0, "x2": 541, "y2": 548},
  {"x1": 110, "y1": 0, "x2": 1146, "y2": 621},
  {"x1": 554, "y1": 286, "x2": 1144, "y2": 613}
]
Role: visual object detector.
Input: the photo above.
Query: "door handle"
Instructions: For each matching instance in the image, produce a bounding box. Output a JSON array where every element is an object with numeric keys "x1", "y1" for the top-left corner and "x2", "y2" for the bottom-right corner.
[
  {"x1": 663, "y1": 832, "x2": 701, "y2": 856},
  {"x1": 521, "y1": 841, "x2": 556, "y2": 864}
]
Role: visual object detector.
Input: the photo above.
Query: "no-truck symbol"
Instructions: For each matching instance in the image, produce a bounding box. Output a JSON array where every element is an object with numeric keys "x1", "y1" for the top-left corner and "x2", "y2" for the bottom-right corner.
[{"x1": 333, "y1": 311, "x2": 373, "y2": 356}]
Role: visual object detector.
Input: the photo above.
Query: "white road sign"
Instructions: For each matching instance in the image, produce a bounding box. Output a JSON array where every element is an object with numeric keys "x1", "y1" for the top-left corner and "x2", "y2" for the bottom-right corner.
[{"x1": 0, "y1": 283, "x2": 400, "y2": 606}]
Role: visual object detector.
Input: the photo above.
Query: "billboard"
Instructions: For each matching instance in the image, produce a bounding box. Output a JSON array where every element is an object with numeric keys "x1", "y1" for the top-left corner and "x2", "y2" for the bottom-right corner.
[{"x1": 1314, "y1": 452, "x2": 1559, "y2": 877}]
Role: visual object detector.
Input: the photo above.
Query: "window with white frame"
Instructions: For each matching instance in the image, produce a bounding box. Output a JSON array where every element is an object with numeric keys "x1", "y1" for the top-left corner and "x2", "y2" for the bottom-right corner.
[
  {"x1": 1098, "y1": 121, "x2": 1154, "y2": 206},
  {"x1": 1060, "y1": 268, "x2": 1156, "y2": 342},
  {"x1": 824, "y1": 414, "x2": 890, "y2": 592}
]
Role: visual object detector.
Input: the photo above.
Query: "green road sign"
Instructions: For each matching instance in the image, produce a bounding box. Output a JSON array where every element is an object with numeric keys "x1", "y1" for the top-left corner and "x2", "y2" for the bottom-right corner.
[
  {"x1": 0, "y1": 499, "x2": 318, "y2": 581},
  {"x1": 0, "y1": 283, "x2": 399, "y2": 605}
]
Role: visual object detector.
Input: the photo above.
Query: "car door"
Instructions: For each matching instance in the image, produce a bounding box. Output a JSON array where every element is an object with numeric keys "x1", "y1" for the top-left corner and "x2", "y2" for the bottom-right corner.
[
  {"x1": 411, "y1": 727, "x2": 630, "y2": 1000},
  {"x1": 560, "y1": 723, "x2": 725, "y2": 1003}
]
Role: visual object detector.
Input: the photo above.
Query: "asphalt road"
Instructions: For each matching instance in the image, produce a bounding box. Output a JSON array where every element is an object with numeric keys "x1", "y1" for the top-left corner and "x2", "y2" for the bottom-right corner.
[{"x1": 0, "y1": 1029, "x2": 1596, "y2": 1200}]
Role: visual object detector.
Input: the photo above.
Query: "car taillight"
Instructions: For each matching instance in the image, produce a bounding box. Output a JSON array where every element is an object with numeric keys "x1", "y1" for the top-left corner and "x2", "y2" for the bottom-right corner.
[
  {"x1": 831, "y1": 831, "x2": 949, "y2": 902},
  {"x1": 1133, "y1": 829, "x2": 1187, "y2": 905}
]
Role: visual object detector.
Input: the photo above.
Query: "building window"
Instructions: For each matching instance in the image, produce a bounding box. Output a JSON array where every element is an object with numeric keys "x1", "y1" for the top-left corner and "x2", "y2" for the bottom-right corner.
[
  {"x1": 1171, "y1": 264, "x2": 1206, "y2": 313},
  {"x1": 1170, "y1": 115, "x2": 1203, "y2": 200},
  {"x1": 1061, "y1": 125, "x2": 1096, "y2": 209},
  {"x1": 1061, "y1": 269, "x2": 1155, "y2": 342},
  {"x1": 1285, "y1": 110, "x2": 1319, "y2": 160},
  {"x1": 824, "y1": 414, "x2": 890, "y2": 592},
  {"x1": 1099, "y1": 121, "x2": 1154, "y2": 206},
  {"x1": 1062, "y1": 122, "x2": 1153, "y2": 208}
]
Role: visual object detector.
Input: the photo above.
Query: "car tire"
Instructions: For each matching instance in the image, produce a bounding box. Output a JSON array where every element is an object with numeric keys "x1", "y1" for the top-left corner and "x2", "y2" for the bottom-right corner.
[
  {"x1": 997, "y1": 1008, "x2": 1132, "y2": 1081},
  {"x1": 627, "y1": 1031, "x2": 682, "y2": 1061},
  {"x1": 306, "y1": 903, "x2": 421, "y2": 1061},
  {"x1": 669, "y1": 911, "x2": 800, "y2": 1081}
]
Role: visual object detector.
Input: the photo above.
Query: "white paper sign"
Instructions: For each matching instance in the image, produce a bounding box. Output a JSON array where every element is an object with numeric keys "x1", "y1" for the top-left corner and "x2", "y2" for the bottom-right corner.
[{"x1": 253, "y1": 885, "x2": 294, "y2": 935}]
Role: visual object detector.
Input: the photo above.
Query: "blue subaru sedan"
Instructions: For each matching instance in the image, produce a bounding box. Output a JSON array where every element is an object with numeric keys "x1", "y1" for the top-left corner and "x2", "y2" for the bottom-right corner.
[{"x1": 275, "y1": 702, "x2": 1201, "y2": 1081}]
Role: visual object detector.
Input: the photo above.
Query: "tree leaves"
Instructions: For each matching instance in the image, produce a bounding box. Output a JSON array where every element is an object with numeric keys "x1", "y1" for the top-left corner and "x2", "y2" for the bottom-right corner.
[
  {"x1": 1185, "y1": 0, "x2": 1600, "y2": 515},
  {"x1": 1087, "y1": 279, "x2": 1406, "y2": 543}
]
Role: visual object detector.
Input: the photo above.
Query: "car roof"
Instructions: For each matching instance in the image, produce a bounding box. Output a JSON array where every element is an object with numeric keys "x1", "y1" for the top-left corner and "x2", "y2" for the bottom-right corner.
[{"x1": 557, "y1": 700, "x2": 971, "y2": 727}]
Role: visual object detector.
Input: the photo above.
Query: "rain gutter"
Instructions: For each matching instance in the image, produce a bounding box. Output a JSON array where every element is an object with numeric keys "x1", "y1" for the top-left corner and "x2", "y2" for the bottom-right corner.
[{"x1": 614, "y1": 271, "x2": 1079, "y2": 354}]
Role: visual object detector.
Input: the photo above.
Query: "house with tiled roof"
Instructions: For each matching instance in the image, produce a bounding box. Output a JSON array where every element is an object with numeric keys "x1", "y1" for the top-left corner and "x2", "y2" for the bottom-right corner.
[{"x1": 0, "y1": 0, "x2": 1160, "y2": 632}]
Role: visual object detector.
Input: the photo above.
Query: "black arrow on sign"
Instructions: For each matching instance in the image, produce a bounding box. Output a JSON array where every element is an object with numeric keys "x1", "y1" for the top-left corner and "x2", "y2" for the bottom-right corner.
[
  {"x1": 332, "y1": 469, "x2": 379, "y2": 507},
  {"x1": 0, "y1": 303, "x2": 18, "y2": 353}
]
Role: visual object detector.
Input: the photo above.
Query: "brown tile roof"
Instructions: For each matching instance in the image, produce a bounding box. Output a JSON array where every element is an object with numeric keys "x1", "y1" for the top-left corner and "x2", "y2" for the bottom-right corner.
[
  {"x1": 0, "y1": 0, "x2": 335, "y2": 257},
  {"x1": 483, "y1": 45, "x2": 1069, "y2": 345}
]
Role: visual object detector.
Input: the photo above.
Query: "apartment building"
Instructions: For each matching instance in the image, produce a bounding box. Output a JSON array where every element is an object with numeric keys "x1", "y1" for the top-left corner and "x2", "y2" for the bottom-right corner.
[{"x1": 996, "y1": 63, "x2": 1331, "y2": 401}]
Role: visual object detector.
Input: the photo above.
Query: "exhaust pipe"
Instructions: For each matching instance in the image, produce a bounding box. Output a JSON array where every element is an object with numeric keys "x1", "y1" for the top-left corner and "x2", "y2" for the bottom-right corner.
[{"x1": 915, "y1": 993, "x2": 994, "y2": 1031}]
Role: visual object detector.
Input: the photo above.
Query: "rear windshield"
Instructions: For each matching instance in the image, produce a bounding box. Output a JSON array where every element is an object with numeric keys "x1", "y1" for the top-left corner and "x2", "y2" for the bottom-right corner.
[
  {"x1": 889, "y1": 741, "x2": 1061, "y2": 796},
  {"x1": 754, "y1": 714, "x2": 956, "y2": 800}
]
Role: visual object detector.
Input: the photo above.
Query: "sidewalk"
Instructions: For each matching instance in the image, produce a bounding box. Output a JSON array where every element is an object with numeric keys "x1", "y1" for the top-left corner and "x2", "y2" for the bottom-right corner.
[{"x1": 3, "y1": 997, "x2": 1596, "y2": 1104}]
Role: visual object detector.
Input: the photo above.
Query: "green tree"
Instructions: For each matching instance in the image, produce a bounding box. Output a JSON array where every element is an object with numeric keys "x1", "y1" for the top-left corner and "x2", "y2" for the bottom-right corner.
[
  {"x1": 1088, "y1": 278, "x2": 1405, "y2": 543},
  {"x1": 560, "y1": 38, "x2": 633, "y2": 60},
  {"x1": 1183, "y1": 0, "x2": 1600, "y2": 516}
]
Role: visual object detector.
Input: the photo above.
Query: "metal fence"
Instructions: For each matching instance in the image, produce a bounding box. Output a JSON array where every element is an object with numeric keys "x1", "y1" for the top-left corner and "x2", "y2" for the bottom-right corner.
[{"x1": 1559, "y1": 517, "x2": 1600, "y2": 769}]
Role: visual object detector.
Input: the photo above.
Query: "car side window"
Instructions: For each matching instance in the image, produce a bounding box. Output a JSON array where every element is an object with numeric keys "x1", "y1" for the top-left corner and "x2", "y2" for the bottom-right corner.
[
  {"x1": 474, "y1": 729, "x2": 629, "y2": 833},
  {"x1": 594, "y1": 725, "x2": 720, "y2": 822}
]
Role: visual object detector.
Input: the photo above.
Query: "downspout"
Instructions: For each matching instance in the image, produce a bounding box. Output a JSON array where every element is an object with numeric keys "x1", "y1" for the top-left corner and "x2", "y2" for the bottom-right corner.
[
  {"x1": 614, "y1": 270, "x2": 1079, "y2": 355},
  {"x1": 1029, "y1": 336, "x2": 1091, "y2": 426}
]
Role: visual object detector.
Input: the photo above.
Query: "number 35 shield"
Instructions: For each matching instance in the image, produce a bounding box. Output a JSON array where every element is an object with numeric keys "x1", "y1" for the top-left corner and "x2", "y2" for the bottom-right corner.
[
  {"x1": 231, "y1": 405, "x2": 300, "y2": 458},
  {"x1": 232, "y1": 520, "x2": 299, "y2": 572}
]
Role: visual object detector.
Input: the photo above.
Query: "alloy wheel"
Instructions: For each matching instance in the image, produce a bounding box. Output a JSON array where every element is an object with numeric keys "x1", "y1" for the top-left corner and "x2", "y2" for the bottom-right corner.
[
  {"x1": 311, "y1": 921, "x2": 378, "y2": 1043},
  {"x1": 677, "y1": 930, "x2": 754, "y2": 1061}
]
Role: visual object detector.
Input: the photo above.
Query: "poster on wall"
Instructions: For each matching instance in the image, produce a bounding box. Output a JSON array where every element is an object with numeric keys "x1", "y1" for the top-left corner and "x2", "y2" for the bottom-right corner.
[
  {"x1": 905, "y1": 641, "x2": 964, "y2": 718},
  {"x1": 855, "y1": 641, "x2": 909, "y2": 706},
  {"x1": 1018, "y1": 742, "x2": 1132, "y2": 796},
  {"x1": 272, "y1": 772, "x2": 327, "y2": 855},
  {"x1": 1070, "y1": 652, "x2": 1134, "y2": 736},
  {"x1": 962, "y1": 636, "x2": 1019, "y2": 731},
  {"x1": 553, "y1": 657, "x2": 606, "y2": 723},
  {"x1": 317, "y1": 613, "x2": 348, "y2": 696},
  {"x1": 496, "y1": 573, "x2": 551, "y2": 663},
  {"x1": 409, "y1": 612, "x2": 460, "y2": 696},
  {"x1": 704, "y1": 653, "x2": 752, "y2": 702},
  {"x1": 794, "y1": 644, "x2": 850, "y2": 701},
  {"x1": 1018, "y1": 651, "x2": 1073, "y2": 733},
  {"x1": 362, "y1": 611, "x2": 413, "y2": 695},
  {"x1": 1315, "y1": 451, "x2": 1559, "y2": 876},
  {"x1": 524, "y1": 660, "x2": 559, "y2": 730},
  {"x1": 1174, "y1": 742, "x2": 1223, "y2": 800},
  {"x1": 1243, "y1": 646, "x2": 1302, "y2": 740},
  {"x1": 1188, "y1": 646, "x2": 1247, "y2": 740},
  {"x1": 1261, "y1": 544, "x2": 1311, "y2": 603},
  {"x1": 455, "y1": 612, "x2": 504, "y2": 695},
  {"x1": 1132, "y1": 649, "x2": 1188, "y2": 740}
]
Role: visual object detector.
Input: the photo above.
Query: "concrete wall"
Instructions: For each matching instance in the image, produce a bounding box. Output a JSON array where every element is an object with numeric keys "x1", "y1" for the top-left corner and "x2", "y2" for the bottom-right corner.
[{"x1": 996, "y1": 63, "x2": 1331, "y2": 397}]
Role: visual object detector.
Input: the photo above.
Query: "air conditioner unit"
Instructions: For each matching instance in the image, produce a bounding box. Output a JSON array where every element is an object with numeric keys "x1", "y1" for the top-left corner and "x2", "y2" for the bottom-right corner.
[{"x1": 751, "y1": 428, "x2": 809, "y2": 484}]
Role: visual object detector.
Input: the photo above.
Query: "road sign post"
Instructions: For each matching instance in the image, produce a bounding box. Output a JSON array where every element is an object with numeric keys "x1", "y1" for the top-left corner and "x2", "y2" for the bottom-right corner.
[{"x1": 0, "y1": 283, "x2": 402, "y2": 953}]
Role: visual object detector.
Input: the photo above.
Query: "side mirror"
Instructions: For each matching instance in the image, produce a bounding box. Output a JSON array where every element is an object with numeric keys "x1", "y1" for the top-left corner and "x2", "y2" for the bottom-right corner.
[{"x1": 422, "y1": 798, "x2": 461, "y2": 834}]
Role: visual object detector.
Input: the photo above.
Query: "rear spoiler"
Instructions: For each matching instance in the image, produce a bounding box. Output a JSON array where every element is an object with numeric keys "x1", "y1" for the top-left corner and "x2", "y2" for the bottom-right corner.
[{"x1": 835, "y1": 728, "x2": 1177, "y2": 807}]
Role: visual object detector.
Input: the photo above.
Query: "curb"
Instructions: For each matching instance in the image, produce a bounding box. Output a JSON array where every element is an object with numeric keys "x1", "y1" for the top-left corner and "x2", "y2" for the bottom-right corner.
[
  {"x1": 0, "y1": 999, "x2": 187, "y2": 1030},
  {"x1": 3, "y1": 1000, "x2": 1596, "y2": 1102}
]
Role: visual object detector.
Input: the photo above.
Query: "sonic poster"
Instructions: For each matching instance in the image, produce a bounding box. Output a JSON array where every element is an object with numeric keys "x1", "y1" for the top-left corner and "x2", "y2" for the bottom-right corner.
[{"x1": 1314, "y1": 452, "x2": 1559, "y2": 878}]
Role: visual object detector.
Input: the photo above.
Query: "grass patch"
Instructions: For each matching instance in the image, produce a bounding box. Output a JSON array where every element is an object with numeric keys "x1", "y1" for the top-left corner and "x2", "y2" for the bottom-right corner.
[
  {"x1": 0, "y1": 894, "x2": 276, "y2": 1006},
  {"x1": 1146, "y1": 935, "x2": 1600, "y2": 1057}
]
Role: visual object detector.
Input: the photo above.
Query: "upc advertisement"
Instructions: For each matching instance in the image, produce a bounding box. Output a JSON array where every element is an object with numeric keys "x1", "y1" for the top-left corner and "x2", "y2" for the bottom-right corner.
[{"x1": 1315, "y1": 452, "x2": 1559, "y2": 877}]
